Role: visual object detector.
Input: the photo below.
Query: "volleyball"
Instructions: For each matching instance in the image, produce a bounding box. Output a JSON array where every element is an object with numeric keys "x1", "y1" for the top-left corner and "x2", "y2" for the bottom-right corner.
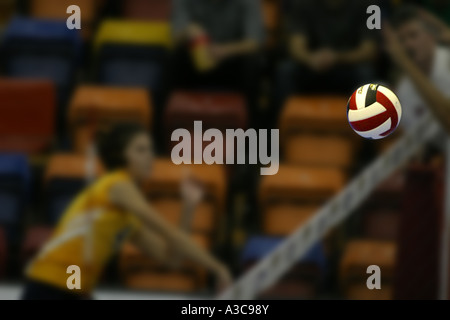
[{"x1": 347, "y1": 84, "x2": 402, "y2": 140}]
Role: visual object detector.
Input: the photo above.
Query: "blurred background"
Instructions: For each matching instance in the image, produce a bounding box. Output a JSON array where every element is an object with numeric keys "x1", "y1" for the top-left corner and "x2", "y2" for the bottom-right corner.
[{"x1": 0, "y1": 0, "x2": 449, "y2": 300}]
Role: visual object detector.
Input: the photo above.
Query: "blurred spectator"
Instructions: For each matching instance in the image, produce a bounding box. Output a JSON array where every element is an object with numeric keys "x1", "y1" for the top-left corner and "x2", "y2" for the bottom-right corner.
[
  {"x1": 386, "y1": 6, "x2": 450, "y2": 132},
  {"x1": 274, "y1": 0, "x2": 377, "y2": 111},
  {"x1": 169, "y1": 0, "x2": 265, "y2": 124}
]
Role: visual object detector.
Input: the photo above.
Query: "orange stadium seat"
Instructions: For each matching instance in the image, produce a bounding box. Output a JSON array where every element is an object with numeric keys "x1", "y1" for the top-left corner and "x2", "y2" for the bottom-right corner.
[
  {"x1": 285, "y1": 134, "x2": 354, "y2": 169},
  {"x1": 152, "y1": 198, "x2": 216, "y2": 234},
  {"x1": 29, "y1": 0, "x2": 100, "y2": 40},
  {"x1": 44, "y1": 153, "x2": 103, "y2": 223},
  {"x1": 345, "y1": 283, "x2": 393, "y2": 300},
  {"x1": 259, "y1": 165, "x2": 345, "y2": 205},
  {"x1": 123, "y1": 0, "x2": 172, "y2": 21},
  {"x1": 44, "y1": 153, "x2": 103, "y2": 182},
  {"x1": 339, "y1": 240, "x2": 396, "y2": 291},
  {"x1": 279, "y1": 96, "x2": 351, "y2": 140},
  {"x1": 0, "y1": 79, "x2": 56, "y2": 154},
  {"x1": 144, "y1": 158, "x2": 227, "y2": 212},
  {"x1": 20, "y1": 225, "x2": 53, "y2": 266},
  {"x1": 118, "y1": 234, "x2": 209, "y2": 292},
  {"x1": 68, "y1": 86, "x2": 153, "y2": 153},
  {"x1": 262, "y1": 204, "x2": 319, "y2": 236}
]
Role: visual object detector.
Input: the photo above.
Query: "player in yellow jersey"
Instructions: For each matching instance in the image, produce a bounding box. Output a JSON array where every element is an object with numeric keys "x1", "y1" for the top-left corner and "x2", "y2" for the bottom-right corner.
[{"x1": 22, "y1": 123, "x2": 232, "y2": 299}]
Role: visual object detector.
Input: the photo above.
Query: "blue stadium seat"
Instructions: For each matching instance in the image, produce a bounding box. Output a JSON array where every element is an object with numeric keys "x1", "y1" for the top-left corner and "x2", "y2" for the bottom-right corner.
[
  {"x1": 241, "y1": 236, "x2": 326, "y2": 274},
  {"x1": 2, "y1": 17, "x2": 82, "y2": 132},
  {"x1": 0, "y1": 153, "x2": 31, "y2": 243}
]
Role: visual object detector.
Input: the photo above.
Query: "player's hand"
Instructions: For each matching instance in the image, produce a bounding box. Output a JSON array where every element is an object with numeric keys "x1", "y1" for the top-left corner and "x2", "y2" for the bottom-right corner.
[{"x1": 214, "y1": 264, "x2": 233, "y2": 293}]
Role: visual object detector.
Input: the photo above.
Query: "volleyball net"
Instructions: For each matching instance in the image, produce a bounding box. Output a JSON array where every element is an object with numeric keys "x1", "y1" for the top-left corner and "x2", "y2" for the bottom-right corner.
[{"x1": 217, "y1": 113, "x2": 445, "y2": 300}]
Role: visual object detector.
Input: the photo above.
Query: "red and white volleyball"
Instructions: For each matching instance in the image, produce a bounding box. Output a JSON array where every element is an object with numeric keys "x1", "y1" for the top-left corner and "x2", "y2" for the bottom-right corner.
[{"x1": 347, "y1": 84, "x2": 402, "y2": 140}]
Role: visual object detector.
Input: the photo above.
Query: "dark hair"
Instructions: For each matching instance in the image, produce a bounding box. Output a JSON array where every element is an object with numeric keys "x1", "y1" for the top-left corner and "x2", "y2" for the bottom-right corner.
[
  {"x1": 96, "y1": 122, "x2": 149, "y2": 171},
  {"x1": 391, "y1": 5, "x2": 428, "y2": 30}
]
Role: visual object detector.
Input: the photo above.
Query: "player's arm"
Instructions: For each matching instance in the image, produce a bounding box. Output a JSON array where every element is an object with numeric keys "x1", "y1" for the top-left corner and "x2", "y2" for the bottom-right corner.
[
  {"x1": 128, "y1": 225, "x2": 170, "y2": 265},
  {"x1": 385, "y1": 24, "x2": 450, "y2": 131},
  {"x1": 336, "y1": 39, "x2": 377, "y2": 64},
  {"x1": 109, "y1": 181, "x2": 232, "y2": 288}
]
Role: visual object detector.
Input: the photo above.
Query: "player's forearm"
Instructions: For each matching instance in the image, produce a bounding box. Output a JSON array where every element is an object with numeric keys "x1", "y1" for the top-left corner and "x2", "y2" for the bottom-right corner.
[
  {"x1": 337, "y1": 40, "x2": 376, "y2": 64},
  {"x1": 223, "y1": 39, "x2": 259, "y2": 56},
  {"x1": 396, "y1": 51, "x2": 450, "y2": 131}
]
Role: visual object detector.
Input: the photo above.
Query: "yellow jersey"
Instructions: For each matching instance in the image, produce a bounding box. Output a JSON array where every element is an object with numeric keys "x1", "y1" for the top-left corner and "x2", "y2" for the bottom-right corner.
[{"x1": 26, "y1": 170, "x2": 142, "y2": 294}]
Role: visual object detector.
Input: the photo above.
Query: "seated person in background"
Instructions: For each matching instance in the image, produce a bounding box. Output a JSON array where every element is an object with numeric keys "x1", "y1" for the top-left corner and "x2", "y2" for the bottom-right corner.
[
  {"x1": 170, "y1": 0, "x2": 265, "y2": 122},
  {"x1": 385, "y1": 6, "x2": 450, "y2": 133},
  {"x1": 274, "y1": 0, "x2": 377, "y2": 109}
]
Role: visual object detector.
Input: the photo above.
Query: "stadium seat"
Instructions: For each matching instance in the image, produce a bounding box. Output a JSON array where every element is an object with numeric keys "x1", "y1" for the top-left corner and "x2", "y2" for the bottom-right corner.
[
  {"x1": 122, "y1": 0, "x2": 172, "y2": 21},
  {"x1": 0, "y1": 227, "x2": 7, "y2": 278},
  {"x1": 242, "y1": 236, "x2": 326, "y2": 299},
  {"x1": 94, "y1": 20, "x2": 171, "y2": 91},
  {"x1": 152, "y1": 198, "x2": 216, "y2": 234},
  {"x1": 339, "y1": 240, "x2": 396, "y2": 289},
  {"x1": 44, "y1": 153, "x2": 103, "y2": 224},
  {"x1": 118, "y1": 235, "x2": 209, "y2": 292},
  {"x1": 262, "y1": 204, "x2": 319, "y2": 236},
  {"x1": 0, "y1": 153, "x2": 30, "y2": 227},
  {"x1": 279, "y1": 96, "x2": 350, "y2": 137},
  {"x1": 20, "y1": 225, "x2": 53, "y2": 266},
  {"x1": 346, "y1": 283, "x2": 392, "y2": 300},
  {"x1": 144, "y1": 158, "x2": 227, "y2": 213},
  {"x1": 164, "y1": 91, "x2": 248, "y2": 157},
  {"x1": 68, "y1": 85, "x2": 153, "y2": 153},
  {"x1": 0, "y1": 79, "x2": 56, "y2": 154},
  {"x1": 165, "y1": 91, "x2": 248, "y2": 132},
  {"x1": 284, "y1": 134, "x2": 354, "y2": 169},
  {"x1": 2, "y1": 17, "x2": 82, "y2": 111},
  {"x1": 259, "y1": 165, "x2": 345, "y2": 206},
  {"x1": 29, "y1": 0, "x2": 100, "y2": 40}
]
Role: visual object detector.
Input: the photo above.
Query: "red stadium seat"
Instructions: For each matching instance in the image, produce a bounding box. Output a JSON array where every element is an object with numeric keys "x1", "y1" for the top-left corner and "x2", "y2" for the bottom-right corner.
[
  {"x1": 0, "y1": 227, "x2": 7, "y2": 278},
  {"x1": 164, "y1": 91, "x2": 248, "y2": 143},
  {"x1": 0, "y1": 79, "x2": 56, "y2": 154},
  {"x1": 123, "y1": 0, "x2": 172, "y2": 21},
  {"x1": 20, "y1": 225, "x2": 53, "y2": 266},
  {"x1": 68, "y1": 86, "x2": 153, "y2": 153}
]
